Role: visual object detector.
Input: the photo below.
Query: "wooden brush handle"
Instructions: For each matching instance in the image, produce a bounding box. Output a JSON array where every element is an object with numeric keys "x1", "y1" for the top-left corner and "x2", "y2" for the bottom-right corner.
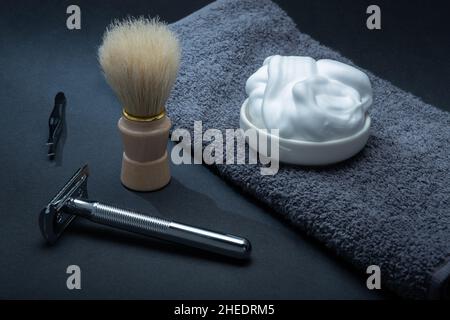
[{"x1": 118, "y1": 115, "x2": 171, "y2": 191}]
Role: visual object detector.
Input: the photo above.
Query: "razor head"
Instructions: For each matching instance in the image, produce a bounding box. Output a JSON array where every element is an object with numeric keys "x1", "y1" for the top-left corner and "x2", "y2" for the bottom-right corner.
[{"x1": 39, "y1": 165, "x2": 89, "y2": 244}]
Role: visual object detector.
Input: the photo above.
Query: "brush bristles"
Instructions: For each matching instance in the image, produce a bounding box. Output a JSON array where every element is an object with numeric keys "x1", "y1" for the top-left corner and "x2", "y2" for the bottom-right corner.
[{"x1": 98, "y1": 17, "x2": 180, "y2": 118}]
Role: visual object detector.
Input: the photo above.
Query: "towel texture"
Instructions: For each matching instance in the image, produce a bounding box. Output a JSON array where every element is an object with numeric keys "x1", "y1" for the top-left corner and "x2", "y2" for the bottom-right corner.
[{"x1": 168, "y1": 0, "x2": 450, "y2": 299}]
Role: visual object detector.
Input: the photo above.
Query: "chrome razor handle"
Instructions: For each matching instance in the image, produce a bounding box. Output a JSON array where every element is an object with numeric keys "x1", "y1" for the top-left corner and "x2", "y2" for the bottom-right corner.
[{"x1": 64, "y1": 198, "x2": 251, "y2": 259}]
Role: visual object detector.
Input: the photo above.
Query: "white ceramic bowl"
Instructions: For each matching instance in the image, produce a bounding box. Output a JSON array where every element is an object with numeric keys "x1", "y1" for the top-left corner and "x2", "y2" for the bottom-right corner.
[{"x1": 239, "y1": 99, "x2": 371, "y2": 166}]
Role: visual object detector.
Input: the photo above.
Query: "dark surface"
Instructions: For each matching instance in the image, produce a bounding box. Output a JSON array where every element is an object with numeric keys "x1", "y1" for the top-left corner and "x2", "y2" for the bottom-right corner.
[
  {"x1": 275, "y1": 0, "x2": 450, "y2": 112},
  {"x1": 0, "y1": 0, "x2": 448, "y2": 299}
]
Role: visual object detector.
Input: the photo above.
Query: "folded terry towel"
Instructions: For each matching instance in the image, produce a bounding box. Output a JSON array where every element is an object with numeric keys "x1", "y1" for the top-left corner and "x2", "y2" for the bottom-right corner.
[{"x1": 168, "y1": 0, "x2": 450, "y2": 299}]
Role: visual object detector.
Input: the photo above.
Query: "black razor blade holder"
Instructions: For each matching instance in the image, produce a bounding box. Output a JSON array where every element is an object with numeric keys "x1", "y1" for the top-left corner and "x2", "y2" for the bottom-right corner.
[
  {"x1": 39, "y1": 165, "x2": 251, "y2": 259},
  {"x1": 47, "y1": 92, "x2": 66, "y2": 159}
]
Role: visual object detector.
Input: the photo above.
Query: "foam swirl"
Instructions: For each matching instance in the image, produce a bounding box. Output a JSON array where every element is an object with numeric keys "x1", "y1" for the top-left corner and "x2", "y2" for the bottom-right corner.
[{"x1": 245, "y1": 56, "x2": 372, "y2": 142}]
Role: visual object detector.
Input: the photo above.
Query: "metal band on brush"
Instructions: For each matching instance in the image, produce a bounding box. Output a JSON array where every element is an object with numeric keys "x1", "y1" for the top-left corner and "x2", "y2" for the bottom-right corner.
[{"x1": 122, "y1": 109, "x2": 166, "y2": 122}]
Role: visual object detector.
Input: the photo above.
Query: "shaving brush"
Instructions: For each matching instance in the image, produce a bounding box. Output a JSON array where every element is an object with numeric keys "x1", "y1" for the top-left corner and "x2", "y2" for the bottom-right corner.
[{"x1": 98, "y1": 17, "x2": 180, "y2": 191}]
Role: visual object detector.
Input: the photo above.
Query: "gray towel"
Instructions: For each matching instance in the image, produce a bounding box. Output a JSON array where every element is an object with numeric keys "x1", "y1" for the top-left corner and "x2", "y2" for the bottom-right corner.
[{"x1": 168, "y1": 0, "x2": 450, "y2": 299}]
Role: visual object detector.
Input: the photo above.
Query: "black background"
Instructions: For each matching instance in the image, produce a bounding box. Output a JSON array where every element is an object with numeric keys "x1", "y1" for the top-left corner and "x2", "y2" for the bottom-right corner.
[{"x1": 0, "y1": 0, "x2": 448, "y2": 299}]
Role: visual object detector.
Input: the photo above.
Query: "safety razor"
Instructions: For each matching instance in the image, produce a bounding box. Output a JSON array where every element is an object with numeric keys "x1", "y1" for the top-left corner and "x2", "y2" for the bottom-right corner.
[{"x1": 39, "y1": 165, "x2": 251, "y2": 259}]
